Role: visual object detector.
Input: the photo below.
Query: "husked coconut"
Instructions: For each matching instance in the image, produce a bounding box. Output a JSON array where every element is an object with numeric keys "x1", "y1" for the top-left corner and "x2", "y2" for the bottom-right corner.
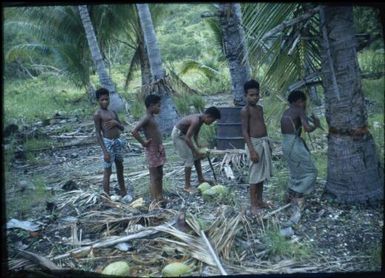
[
  {"x1": 162, "y1": 262, "x2": 192, "y2": 277},
  {"x1": 198, "y1": 182, "x2": 211, "y2": 193},
  {"x1": 102, "y1": 261, "x2": 130, "y2": 276}
]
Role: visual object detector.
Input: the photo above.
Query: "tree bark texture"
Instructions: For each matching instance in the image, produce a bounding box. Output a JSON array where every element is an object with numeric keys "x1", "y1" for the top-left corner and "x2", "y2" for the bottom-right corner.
[
  {"x1": 219, "y1": 3, "x2": 251, "y2": 106},
  {"x1": 136, "y1": 4, "x2": 165, "y2": 81},
  {"x1": 320, "y1": 5, "x2": 383, "y2": 203},
  {"x1": 78, "y1": 5, "x2": 125, "y2": 113},
  {"x1": 136, "y1": 4, "x2": 179, "y2": 135},
  {"x1": 139, "y1": 32, "x2": 152, "y2": 86}
]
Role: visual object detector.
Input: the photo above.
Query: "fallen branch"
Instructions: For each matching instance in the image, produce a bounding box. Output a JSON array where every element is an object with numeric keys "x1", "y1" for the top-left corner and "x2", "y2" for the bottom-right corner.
[
  {"x1": 51, "y1": 219, "x2": 176, "y2": 261},
  {"x1": 263, "y1": 203, "x2": 291, "y2": 219},
  {"x1": 200, "y1": 230, "x2": 228, "y2": 276}
]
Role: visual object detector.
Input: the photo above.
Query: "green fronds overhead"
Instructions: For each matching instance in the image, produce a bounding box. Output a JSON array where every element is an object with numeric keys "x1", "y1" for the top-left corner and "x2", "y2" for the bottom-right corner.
[
  {"x1": 179, "y1": 59, "x2": 220, "y2": 81},
  {"x1": 242, "y1": 3, "x2": 322, "y2": 96}
]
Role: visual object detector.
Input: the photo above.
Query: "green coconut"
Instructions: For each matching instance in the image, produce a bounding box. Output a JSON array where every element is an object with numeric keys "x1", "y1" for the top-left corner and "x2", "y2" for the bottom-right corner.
[
  {"x1": 198, "y1": 182, "x2": 211, "y2": 193},
  {"x1": 102, "y1": 261, "x2": 130, "y2": 276},
  {"x1": 162, "y1": 262, "x2": 192, "y2": 277},
  {"x1": 202, "y1": 184, "x2": 227, "y2": 201}
]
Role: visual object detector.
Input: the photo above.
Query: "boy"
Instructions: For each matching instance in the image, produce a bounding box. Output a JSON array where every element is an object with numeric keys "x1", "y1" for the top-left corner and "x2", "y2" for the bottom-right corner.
[
  {"x1": 171, "y1": 107, "x2": 221, "y2": 193},
  {"x1": 131, "y1": 94, "x2": 166, "y2": 203},
  {"x1": 94, "y1": 88, "x2": 127, "y2": 197},
  {"x1": 280, "y1": 90, "x2": 320, "y2": 207},
  {"x1": 240, "y1": 79, "x2": 272, "y2": 216}
]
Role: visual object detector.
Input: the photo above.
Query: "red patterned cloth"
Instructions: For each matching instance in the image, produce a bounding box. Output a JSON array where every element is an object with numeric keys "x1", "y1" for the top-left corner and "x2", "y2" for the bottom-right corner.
[{"x1": 145, "y1": 143, "x2": 166, "y2": 168}]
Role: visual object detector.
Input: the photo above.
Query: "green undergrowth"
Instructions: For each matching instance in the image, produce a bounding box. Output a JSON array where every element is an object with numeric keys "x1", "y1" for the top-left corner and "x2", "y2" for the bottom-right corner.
[
  {"x1": 4, "y1": 75, "x2": 93, "y2": 126},
  {"x1": 261, "y1": 220, "x2": 312, "y2": 260}
]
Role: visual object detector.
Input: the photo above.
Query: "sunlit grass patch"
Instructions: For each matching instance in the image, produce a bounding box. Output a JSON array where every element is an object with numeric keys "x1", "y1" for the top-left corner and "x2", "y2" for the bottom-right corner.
[
  {"x1": 261, "y1": 220, "x2": 312, "y2": 260},
  {"x1": 4, "y1": 76, "x2": 92, "y2": 125}
]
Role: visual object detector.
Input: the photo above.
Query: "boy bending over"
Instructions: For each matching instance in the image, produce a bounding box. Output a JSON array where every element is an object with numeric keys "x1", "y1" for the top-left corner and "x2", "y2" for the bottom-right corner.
[{"x1": 172, "y1": 107, "x2": 221, "y2": 193}]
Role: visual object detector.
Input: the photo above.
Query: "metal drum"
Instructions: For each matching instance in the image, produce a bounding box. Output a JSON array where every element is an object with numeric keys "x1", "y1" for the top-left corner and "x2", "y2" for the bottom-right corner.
[{"x1": 215, "y1": 107, "x2": 245, "y2": 150}]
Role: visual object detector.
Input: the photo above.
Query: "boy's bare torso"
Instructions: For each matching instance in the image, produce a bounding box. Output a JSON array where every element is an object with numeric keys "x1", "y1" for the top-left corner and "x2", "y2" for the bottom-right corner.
[
  {"x1": 96, "y1": 109, "x2": 121, "y2": 139},
  {"x1": 241, "y1": 105, "x2": 267, "y2": 138},
  {"x1": 281, "y1": 107, "x2": 302, "y2": 135},
  {"x1": 143, "y1": 114, "x2": 162, "y2": 145},
  {"x1": 176, "y1": 114, "x2": 203, "y2": 135}
]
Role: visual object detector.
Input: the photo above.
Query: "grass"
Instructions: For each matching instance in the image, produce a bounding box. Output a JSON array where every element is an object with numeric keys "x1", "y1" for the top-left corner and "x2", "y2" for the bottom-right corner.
[
  {"x1": 4, "y1": 76, "x2": 94, "y2": 126},
  {"x1": 261, "y1": 220, "x2": 312, "y2": 260},
  {"x1": 173, "y1": 93, "x2": 206, "y2": 116},
  {"x1": 6, "y1": 174, "x2": 51, "y2": 219}
]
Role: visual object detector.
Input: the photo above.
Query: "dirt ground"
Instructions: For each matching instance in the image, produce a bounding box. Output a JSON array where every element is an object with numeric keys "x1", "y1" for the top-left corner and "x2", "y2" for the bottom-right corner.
[{"x1": 4, "y1": 95, "x2": 383, "y2": 276}]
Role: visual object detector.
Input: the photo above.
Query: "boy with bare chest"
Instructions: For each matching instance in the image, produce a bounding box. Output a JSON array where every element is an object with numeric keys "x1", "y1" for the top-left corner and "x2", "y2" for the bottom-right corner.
[
  {"x1": 240, "y1": 80, "x2": 272, "y2": 215},
  {"x1": 94, "y1": 88, "x2": 127, "y2": 197},
  {"x1": 131, "y1": 95, "x2": 166, "y2": 204},
  {"x1": 171, "y1": 107, "x2": 221, "y2": 192},
  {"x1": 280, "y1": 90, "x2": 320, "y2": 206}
]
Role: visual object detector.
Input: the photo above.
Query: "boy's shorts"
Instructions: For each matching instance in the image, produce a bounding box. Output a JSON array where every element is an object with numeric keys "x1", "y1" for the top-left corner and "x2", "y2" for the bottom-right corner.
[
  {"x1": 145, "y1": 143, "x2": 166, "y2": 168},
  {"x1": 102, "y1": 137, "x2": 125, "y2": 168},
  {"x1": 171, "y1": 126, "x2": 198, "y2": 167}
]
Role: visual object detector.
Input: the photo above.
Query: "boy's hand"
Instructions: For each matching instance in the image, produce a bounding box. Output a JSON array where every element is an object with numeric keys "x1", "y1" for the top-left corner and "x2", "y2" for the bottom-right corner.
[
  {"x1": 103, "y1": 152, "x2": 111, "y2": 162},
  {"x1": 250, "y1": 149, "x2": 259, "y2": 163},
  {"x1": 142, "y1": 138, "x2": 152, "y2": 147},
  {"x1": 104, "y1": 120, "x2": 118, "y2": 130}
]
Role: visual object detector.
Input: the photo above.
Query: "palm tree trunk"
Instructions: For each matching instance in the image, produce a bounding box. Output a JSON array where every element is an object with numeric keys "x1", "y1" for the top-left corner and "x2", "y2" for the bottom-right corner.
[
  {"x1": 136, "y1": 3, "x2": 179, "y2": 134},
  {"x1": 78, "y1": 5, "x2": 125, "y2": 113},
  {"x1": 219, "y1": 3, "x2": 251, "y2": 106},
  {"x1": 320, "y1": 5, "x2": 383, "y2": 204},
  {"x1": 139, "y1": 32, "x2": 152, "y2": 85}
]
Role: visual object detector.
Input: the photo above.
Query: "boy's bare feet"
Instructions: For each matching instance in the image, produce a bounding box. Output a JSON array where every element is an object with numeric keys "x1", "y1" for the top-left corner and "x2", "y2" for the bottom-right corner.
[
  {"x1": 257, "y1": 200, "x2": 273, "y2": 209},
  {"x1": 249, "y1": 206, "x2": 263, "y2": 217},
  {"x1": 183, "y1": 187, "x2": 198, "y2": 194}
]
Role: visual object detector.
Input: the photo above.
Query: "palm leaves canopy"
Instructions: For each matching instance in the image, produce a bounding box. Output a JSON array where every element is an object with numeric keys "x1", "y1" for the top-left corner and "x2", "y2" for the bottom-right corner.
[{"x1": 242, "y1": 3, "x2": 322, "y2": 96}]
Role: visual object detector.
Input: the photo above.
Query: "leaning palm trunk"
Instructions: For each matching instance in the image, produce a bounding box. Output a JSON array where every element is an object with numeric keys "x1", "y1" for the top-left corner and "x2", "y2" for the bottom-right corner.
[
  {"x1": 78, "y1": 5, "x2": 125, "y2": 113},
  {"x1": 136, "y1": 3, "x2": 179, "y2": 134},
  {"x1": 219, "y1": 3, "x2": 251, "y2": 106},
  {"x1": 320, "y1": 6, "x2": 383, "y2": 204}
]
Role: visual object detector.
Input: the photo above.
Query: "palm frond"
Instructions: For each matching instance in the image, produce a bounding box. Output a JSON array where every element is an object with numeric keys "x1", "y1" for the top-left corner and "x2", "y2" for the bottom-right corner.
[{"x1": 179, "y1": 59, "x2": 220, "y2": 81}]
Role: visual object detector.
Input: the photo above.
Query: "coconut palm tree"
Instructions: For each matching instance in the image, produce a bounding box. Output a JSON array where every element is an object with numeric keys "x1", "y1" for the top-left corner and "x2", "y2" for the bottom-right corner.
[
  {"x1": 78, "y1": 5, "x2": 125, "y2": 113},
  {"x1": 218, "y1": 3, "x2": 251, "y2": 106},
  {"x1": 320, "y1": 5, "x2": 383, "y2": 203},
  {"x1": 136, "y1": 3, "x2": 179, "y2": 134}
]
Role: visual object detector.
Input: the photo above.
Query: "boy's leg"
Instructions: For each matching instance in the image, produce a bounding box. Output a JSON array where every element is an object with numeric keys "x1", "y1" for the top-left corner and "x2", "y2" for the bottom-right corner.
[
  {"x1": 149, "y1": 166, "x2": 164, "y2": 201},
  {"x1": 149, "y1": 167, "x2": 158, "y2": 200},
  {"x1": 103, "y1": 167, "x2": 112, "y2": 195},
  {"x1": 115, "y1": 160, "x2": 126, "y2": 197},
  {"x1": 249, "y1": 183, "x2": 260, "y2": 215},
  {"x1": 194, "y1": 159, "x2": 212, "y2": 184},
  {"x1": 184, "y1": 167, "x2": 193, "y2": 192},
  {"x1": 155, "y1": 165, "x2": 164, "y2": 201},
  {"x1": 255, "y1": 182, "x2": 270, "y2": 208}
]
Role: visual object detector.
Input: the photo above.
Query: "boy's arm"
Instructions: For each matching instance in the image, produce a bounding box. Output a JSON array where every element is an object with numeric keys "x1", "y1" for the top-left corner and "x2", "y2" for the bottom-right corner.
[
  {"x1": 104, "y1": 112, "x2": 124, "y2": 131},
  {"x1": 131, "y1": 116, "x2": 151, "y2": 147},
  {"x1": 94, "y1": 113, "x2": 109, "y2": 161},
  {"x1": 299, "y1": 109, "x2": 318, "y2": 133},
  {"x1": 240, "y1": 108, "x2": 259, "y2": 162}
]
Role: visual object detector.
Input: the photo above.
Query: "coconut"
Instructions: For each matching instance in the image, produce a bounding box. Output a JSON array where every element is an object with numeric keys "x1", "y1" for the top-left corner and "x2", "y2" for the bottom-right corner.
[
  {"x1": 102, "y1": 261, "x2": 130, "y2": 276},
  {"x1": 162, "y1": 262, "x2": 191, "y2": 277},
  {"x1": 198, "y1": 182, "x2": 211, "y2": 193},
  {"x1": 202, "y1": 184, "x2": 227, "y2": 201}
]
